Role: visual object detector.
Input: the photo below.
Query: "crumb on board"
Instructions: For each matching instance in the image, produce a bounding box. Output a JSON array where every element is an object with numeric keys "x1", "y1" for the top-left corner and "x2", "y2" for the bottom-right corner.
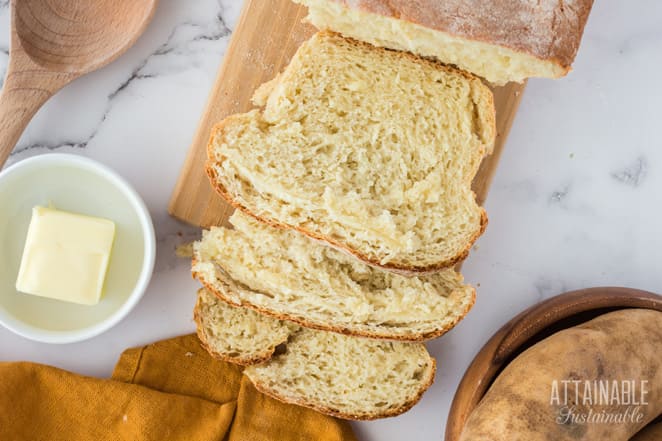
[
  {"x1": 122, "y1": 415, "x2": 128, "y2": 423},
  {"x1": 185, "y1": 352, "x2": 195, "y2": 357},
  {"x1": 175, "y1": 242, "x2": 194, "y2": 258}
]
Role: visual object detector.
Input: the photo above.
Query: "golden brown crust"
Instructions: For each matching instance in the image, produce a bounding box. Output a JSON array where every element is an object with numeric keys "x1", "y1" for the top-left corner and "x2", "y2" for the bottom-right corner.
[
  {"x1": 246, "y1": 356, "x2": 436, "y2": 421},
  {"x1": 323, "y1": 0, "x2": 594, "y2": 69},
  {"x1": 192, "y1": 257, "x2": 476, "y2": 342},
  {"x1": 193, "y1": 292, "x2": 286, "y2": 366}
]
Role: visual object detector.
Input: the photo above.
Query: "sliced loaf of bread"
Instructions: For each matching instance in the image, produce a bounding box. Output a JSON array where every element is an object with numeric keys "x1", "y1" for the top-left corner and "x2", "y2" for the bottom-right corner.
[
  {"x1": 193, "y1": 211, "x2": 475, "y2": 341},
  {"x1": 294, "y1": 0, "x2": 594, "y2": 85},
  {"x1": 194, "y1": 289, "x2": 436, "y2": 420},
  {"x1": 206, "y1": 31, "x2": 495, "y2": 274}
]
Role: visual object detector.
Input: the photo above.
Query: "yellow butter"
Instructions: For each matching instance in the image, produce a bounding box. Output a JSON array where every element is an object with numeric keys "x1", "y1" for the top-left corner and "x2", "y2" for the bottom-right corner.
[{"x1": 15, "y1": 206, "x2": 115, "y2": 306}]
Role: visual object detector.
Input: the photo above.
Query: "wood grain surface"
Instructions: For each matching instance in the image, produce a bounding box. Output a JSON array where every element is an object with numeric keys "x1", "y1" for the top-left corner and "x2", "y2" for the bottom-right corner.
[
  {"x1": 445, "y1": 287, "x2": 662, "y2": 441},
  {"x1": 0, "y1": 0, "x2": 158, "y2": 168},
  {"x1": 168, "y1": 0, "x2": 526, "y2": 228}
]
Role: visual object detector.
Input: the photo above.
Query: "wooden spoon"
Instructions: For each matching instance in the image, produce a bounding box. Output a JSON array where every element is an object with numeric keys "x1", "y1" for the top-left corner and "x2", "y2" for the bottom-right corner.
[{"x1": 0, "y1": 0, "x2": 158, "y2": 168}]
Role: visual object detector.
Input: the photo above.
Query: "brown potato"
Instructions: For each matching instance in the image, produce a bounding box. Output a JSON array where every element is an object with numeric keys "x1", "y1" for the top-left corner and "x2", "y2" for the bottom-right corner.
[{"x1": 459, "y1": 309, "x2": 662, "y2": 441}]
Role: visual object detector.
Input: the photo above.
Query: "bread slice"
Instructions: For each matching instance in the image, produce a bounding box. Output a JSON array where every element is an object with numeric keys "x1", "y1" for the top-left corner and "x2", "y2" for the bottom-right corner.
[
  {"x1": 207, "y1": 31, "x2": 495, "y2": 273},
  {"x1": 193, "y1": 211, "x2": 475, "y2": 341},
  {"x1": 194, "y1": 289, "x2": 298, "y2": 365},
  {"x1": 193, "y1": 289, "x2": 436, "y2": 420},
  {"x1": 245, "y1": 327, "x2": 436, "y2": 420},
  {"x1": 294, "y1": 0, "x2": 594, "y2": 85}
]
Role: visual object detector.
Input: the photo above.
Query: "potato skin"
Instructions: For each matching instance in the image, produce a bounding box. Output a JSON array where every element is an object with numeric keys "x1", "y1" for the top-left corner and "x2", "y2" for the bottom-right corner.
[{"x1": 459, "y1": 309, "x2": 662, "y2": 441}]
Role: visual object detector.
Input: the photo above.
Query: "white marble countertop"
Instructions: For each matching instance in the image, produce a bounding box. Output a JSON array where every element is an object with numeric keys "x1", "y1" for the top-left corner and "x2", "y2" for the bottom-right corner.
[{"x1": 1, "y1": 1, "x2": 661, "y2": 440}]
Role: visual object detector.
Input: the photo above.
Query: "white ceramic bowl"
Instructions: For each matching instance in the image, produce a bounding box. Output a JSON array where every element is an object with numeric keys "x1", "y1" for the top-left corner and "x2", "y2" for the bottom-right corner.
[{"x1": 0, "y1": 154, "x2": 155, "y2": 344}]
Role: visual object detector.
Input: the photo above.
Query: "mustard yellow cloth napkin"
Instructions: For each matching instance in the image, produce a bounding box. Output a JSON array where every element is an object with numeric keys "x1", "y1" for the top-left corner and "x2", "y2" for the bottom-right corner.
[{"x1": 0, "y1": 334, "x2": 358, "y2": 441}]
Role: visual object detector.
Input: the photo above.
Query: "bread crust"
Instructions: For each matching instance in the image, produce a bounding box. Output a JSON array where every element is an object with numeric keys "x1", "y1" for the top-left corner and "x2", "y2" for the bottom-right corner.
[
  {"x1": 193, "y1": 257, "x2": 476, "y2": 342},
  {"x1": 205, "y1": 32, "x2": 494, "y2": 274},
  {"x1": 193, "y1": 291, "x2": 288, "y2": 366},
  {"x1": 315, "y1": 0, "x2": 594, "y2": 70},
  {"x1": 246, "y1": 352, "x2": 436, "y2": 421}
]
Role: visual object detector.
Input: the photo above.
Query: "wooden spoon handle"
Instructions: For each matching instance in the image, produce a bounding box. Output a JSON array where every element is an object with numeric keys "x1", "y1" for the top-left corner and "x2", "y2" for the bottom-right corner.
[{"x1": 0, "y1": 79, "x2": 54, "y2": 168}]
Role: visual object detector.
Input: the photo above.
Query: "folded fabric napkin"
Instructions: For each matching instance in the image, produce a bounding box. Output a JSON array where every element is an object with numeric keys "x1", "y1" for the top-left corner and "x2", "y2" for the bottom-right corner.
[{"x1": 0, "y1": 334, "x2": 358, "y2": 441}]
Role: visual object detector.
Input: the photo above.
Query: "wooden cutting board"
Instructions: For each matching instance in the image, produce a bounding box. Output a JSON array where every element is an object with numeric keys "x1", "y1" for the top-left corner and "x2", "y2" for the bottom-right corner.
[{"x1": 169, "y1": 0, "x2": 526, "y2": 228}]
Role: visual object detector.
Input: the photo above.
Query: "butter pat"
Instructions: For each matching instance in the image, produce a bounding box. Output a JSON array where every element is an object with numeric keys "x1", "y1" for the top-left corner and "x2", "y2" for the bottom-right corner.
[{"x1": 15, "y1": 206, "x2": 115, "y2": 306}]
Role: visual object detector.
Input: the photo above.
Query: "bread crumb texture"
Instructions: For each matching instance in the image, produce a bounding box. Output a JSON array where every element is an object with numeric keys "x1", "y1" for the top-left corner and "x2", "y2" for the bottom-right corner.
[
  {"x1": 193, "y1": 211, "x2": 475, "y2": 340},
  {"x1": 195, "y1": 288, "x2": 436, "y2": 419},
  {"x1": 208, "y1": 32, "x2": 495, "y2": 271},
  {"x1": 195, "y1": 289, "x2": 297, "y2": 365},
  {"x1": 245, "y1": 327, "x2": 435, "y2": 419}
]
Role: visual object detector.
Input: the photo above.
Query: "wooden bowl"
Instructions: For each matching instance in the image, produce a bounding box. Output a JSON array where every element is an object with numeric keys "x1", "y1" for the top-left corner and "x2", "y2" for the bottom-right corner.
[{"x1": 445, "y1": 287, "x2": 662, "y2": 441}]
